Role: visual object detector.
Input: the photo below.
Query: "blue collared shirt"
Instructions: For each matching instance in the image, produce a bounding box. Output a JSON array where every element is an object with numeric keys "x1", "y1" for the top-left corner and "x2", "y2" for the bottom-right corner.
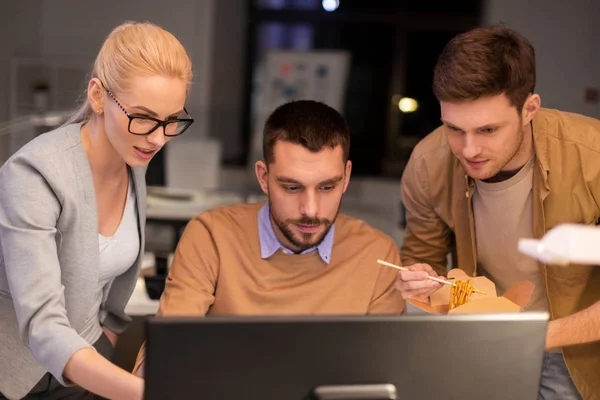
[{"x1": 258, "y1": 202, "x2": 334, "y2": 264}]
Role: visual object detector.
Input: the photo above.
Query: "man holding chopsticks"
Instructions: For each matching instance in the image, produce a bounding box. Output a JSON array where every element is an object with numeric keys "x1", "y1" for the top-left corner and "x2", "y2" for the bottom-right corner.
[{"x1": 396, "y1": 25, "x2": 600, "y2": 400}]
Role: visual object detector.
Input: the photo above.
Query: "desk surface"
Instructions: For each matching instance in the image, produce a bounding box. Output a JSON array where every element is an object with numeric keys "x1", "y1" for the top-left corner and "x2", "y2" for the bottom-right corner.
[
  {"x1": 126, "y1": 277, "x2": 160, "y2": 316},
  {"x1": 146, "y1": 186, "x2": 254, "y2": 221}
]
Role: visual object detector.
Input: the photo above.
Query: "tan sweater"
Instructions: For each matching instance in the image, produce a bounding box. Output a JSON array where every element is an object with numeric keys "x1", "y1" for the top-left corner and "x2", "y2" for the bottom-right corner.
[{"x1": 134, "y1": 202, "x2": 404, "y2": 373}]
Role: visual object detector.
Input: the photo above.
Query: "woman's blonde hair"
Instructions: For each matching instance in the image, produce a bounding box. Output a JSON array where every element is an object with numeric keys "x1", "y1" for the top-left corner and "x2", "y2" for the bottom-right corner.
[{"x1": 68, "y1": 21, "x2": 192, "y2": 124}]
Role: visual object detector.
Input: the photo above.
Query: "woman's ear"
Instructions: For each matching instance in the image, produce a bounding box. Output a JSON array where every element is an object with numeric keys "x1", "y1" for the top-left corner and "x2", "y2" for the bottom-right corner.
[{"x1": 87, "y1": 78, "x2": 105, "y2": 115}]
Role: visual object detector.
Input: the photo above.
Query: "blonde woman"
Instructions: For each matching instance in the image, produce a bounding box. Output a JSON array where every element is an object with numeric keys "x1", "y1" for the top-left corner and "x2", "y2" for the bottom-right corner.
[{"x1": 0, "y1": 21, "x2": 193, "y2": 399}]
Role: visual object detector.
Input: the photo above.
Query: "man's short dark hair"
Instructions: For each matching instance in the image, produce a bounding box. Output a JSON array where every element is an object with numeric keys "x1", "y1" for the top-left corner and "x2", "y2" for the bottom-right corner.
[{"x1": 263, "y1": 100, "x2": 350, "y2": 165}]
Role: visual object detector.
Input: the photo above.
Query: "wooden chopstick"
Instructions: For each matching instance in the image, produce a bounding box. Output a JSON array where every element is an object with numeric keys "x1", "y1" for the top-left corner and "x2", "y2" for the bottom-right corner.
[{"x1": 376, "y1": 259, "x2": 486, "y2": 295}]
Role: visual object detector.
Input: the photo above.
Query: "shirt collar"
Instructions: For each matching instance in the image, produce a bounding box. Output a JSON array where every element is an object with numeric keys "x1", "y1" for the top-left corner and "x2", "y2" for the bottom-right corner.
[{"x1": 258, "y1": 202, "x2": 334, "y2": 264}]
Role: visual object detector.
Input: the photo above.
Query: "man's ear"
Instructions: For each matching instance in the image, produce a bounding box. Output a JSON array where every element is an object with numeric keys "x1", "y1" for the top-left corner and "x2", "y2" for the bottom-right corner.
[
  {"x1": 255, "y1": 160, "x2": 269, "y2": 195},
  {"x1": 342, "y1": 160, "x2": 352, "y2": 192},
  {"x1": 521, "y1": 93, "x2": 541, "y2": 126}
]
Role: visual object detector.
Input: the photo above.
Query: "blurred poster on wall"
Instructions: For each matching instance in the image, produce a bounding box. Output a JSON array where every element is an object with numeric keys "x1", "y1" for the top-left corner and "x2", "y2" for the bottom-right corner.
[{"x1": 246, "y1": 50, "x2": 350, "y2": 192}]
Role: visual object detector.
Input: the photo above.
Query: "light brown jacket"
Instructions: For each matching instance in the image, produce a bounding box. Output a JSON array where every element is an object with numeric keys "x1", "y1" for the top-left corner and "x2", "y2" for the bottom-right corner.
[{"x1": 401, "y1": 108, "x2": 600, "y2": 399}]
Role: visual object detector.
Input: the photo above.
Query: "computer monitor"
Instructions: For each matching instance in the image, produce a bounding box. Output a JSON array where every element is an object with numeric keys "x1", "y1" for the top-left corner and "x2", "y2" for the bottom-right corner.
[{"x1": 144, "y1": 313, "x2": 548, "y2": 400}]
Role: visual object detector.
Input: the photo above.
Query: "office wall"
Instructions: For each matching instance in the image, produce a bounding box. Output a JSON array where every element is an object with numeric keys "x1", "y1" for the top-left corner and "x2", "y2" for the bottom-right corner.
[
  {"x1": 484, "y1": 0, "x2": 600, "y2": 118},
  {"x1": 206, "y1": 0, "x2": 247, "y2": 162},
  {"x1": 0, "y1": 1, "x2": 42, "y2": 123},
  {"x1": 0, "y1": 1, "x2": 42, "y2": 164}
]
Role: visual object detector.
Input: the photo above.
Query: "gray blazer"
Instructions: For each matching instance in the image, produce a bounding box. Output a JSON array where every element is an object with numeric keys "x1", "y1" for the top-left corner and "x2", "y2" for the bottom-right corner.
[{"x1": 0, "y1": 123, "x2": 146, "y2": 399}]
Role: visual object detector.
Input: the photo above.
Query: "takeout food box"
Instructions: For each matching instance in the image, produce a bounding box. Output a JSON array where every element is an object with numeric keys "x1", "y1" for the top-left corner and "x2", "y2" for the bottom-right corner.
[{"x1": 407, "y1": 269, "x2": 535, "y2": 314}]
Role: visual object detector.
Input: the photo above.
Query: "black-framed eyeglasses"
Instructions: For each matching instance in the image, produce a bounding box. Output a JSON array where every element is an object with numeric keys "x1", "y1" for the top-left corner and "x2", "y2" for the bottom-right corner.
[{"x1": 101, "y1": 84, "x2": 194, "y2": 137}]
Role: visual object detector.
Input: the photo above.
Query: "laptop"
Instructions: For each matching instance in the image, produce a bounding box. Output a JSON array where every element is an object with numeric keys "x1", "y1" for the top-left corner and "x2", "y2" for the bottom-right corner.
[{"x1": 145, "y1": 313, "x2": 548, "y2": 399}]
